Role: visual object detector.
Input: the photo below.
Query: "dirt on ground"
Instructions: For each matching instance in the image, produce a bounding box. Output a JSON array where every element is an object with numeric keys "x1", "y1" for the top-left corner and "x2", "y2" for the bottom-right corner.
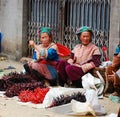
[{"x1": 0, "y1": 58, "x2": 120, "y2": 117}]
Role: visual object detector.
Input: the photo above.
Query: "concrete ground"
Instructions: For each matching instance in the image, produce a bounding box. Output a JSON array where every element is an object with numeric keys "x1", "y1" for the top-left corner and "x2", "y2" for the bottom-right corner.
[{"x1": 0, "y1": 58, "x2": 120, "y2": 117}]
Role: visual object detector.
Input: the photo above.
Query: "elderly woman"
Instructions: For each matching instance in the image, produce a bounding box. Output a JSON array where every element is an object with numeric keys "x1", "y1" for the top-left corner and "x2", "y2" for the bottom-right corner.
[
  {"x1": 57, "y1": 26, "x2": 101, "y2": 87},
  {"x1": 24, "y1": 27, "x2": 59, "y2": 86}
]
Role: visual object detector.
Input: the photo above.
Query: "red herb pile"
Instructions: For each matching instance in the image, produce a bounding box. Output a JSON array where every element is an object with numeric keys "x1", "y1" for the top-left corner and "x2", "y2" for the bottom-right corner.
[{"x1": 18, "y1": 87, "x2": 50, "y2": 104}]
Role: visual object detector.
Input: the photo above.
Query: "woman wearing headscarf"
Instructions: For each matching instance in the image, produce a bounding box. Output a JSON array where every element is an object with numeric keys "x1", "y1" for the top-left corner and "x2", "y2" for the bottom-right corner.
[
  {"x1": 57, "y1": 26, "x2": 101, "y2": 87},
  {"x1": 24, "y1": 27, "x2": 59, "y2": 86}
]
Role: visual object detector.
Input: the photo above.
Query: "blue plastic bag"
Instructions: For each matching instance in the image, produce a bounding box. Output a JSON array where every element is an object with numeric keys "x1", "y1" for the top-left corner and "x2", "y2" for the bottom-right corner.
[{"x1": 0, "y1": 32, "x2": 2, "y2": 52}]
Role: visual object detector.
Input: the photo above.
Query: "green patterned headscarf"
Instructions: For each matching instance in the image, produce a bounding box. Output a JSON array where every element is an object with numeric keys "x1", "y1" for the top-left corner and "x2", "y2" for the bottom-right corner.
[
  {"x1": 76, "y1": 26, "x2": 93, "y2": 35},
  {"x1": 40, "y1": 27, "x2": 51, "y2": 35}
]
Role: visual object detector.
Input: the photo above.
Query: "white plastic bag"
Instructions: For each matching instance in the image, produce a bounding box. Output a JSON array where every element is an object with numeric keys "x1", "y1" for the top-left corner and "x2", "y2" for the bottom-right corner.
[
  {"x1": 82, "y1": 73, "x2": 97, "y2": 90},
  {"x1": 43, "y1": 87, "x2": 85, "y2": 108},
  {"x1": 82, "y1": 73, "x2": 106, "y2": 116},
  {"x1": 82, "y1": 73, "x2": 104, "y2": 96},
  {"x1": 100, "y1": 61, "x2": 112, "y2": 68},
  {"x1": 71, "y1": 99, "x2": 96, "y2": 116},
  {"x1": 85, "y1": 89, "x2": 106, "y2": 116}
]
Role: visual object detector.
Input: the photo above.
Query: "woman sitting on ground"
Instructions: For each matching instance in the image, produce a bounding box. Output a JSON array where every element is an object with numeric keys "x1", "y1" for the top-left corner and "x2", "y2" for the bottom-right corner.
[
  {"x1": 24, "y1": 27, "x2": 59, "y2": 86},
  {"x1": 57, "y1": 26, "x2": 101, "y2": 87}
]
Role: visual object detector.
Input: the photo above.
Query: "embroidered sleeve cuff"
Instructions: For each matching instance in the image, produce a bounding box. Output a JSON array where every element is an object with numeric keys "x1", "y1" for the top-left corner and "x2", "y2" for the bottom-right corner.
[{"x1": 81, "y1": 62, "x2": 95, "y2": 73}]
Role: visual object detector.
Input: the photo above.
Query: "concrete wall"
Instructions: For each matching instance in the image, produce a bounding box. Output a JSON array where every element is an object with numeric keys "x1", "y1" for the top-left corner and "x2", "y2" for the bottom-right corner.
[
  {"x1": 109, "y1": 0, "x2": 120, "y2": 60},
  {"x1": 0, "y1": 0, "x2": 28, "y2": 60}
]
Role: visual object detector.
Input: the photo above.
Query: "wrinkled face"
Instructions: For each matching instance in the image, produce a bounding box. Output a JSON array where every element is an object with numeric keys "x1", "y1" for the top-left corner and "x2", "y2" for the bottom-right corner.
[
  {"x1": 40, "y1": 33, "x2": 51, "y2": 47},
  {"x1": 79, "y1": 31, "x2": 92, "y2": 45}
]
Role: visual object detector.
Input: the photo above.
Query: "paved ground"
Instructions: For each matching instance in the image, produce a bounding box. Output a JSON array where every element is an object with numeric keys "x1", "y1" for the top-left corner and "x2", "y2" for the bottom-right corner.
[{"x1": 0, "y1": 58, "x2": 120, "y2": 117}]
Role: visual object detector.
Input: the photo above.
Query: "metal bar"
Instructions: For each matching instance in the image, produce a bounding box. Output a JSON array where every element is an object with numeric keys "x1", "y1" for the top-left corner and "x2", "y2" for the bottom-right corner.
[
  {"x1": 54, "y1": 0, "x2": 57, "y2": 27},
  {"x1": 81, "y1": 0, "x2": 85, "y2": 26},
  {"x1": 79, "y1": 0, "x2": 82, "y2": 27},
  {"x1": 45, "y1": 0, "x2": 48, "y2": 26},
  {"x1": 70, "y1": 0, "x2": 73, "y2": 27},
  {"x1": 93, "y1": 0, "x2": 97, "y2": 30},
  {"x1": 39, "y1": 0, "x2": 42, "y2": 24},
  {"x1": 106, "y1": 0, "x2": 111, "y2": 32},
  {"x1": 33, "y1": 0, "x2": 37, "y2": 22},
  {"x1": 31, "y1": 0, "x2": 34, "y2": 22},
  {"x1": 49, "y1": 0, "x2": 52, "y2": 26},
  {"x1": 101, "y1": 0, "x2": 106, "y2": 30},
  {"x1": 85, "y1": 0, "x2": 88, "y2": 26},
  {"x1": 73, "y1": 0, "x2": 76, "y2": 27},
  {"x1": 37, "y1": 0, "x2": 39, "y2": 23},
  {"x1": 77, "y1": 0, "x2": 80, "y2": 27},
  {"x1": 28, "y1": 0, "x2": 32, "y2": 22},
  {"x1": 52, "y1": 0, "x2": 55, "y2": 27},
  {"x1": 97, "y1": 0, "x2": 101, "y2": 30},
  {"x1": 41, "y1": 0, "x2": 43, "y2": 24},
  {"x1": 38, "y1": 0, "x2": 40, "y2": 23},
  {"x1": 89, "y1": 0, "x2": 92, "y2": 28},
  {"x1": 43, "y1": 0, "x2": 45, "y2": 26}
]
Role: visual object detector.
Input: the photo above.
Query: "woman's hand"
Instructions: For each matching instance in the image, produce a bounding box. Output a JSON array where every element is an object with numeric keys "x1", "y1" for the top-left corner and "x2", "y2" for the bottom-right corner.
[
  {"x1": 29, "y1": 40, "x2": 41, "y2": 52},
  {"x1": 36, "y1": 51, "x2": 41, "y2": 60},
  {"x1": 67, "y1": 58, "x2": 74, "y2": 65},
  {"x1": 29, "y1": 40, "x2": 35, "y2": 47},
  {"x1": 28, "y1": 60, "x2": 34, "y2": 67},
  {"x1": 67, "y1": 58, "x2": 80, "y2": 67}
]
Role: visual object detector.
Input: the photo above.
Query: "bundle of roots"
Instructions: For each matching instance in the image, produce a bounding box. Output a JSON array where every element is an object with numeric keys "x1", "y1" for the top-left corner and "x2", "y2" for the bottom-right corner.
[
  {"x1": 0, "y1": 72, "x2": 35, "y2": 91},
  {"x1": 1, "y1": 72, "x2": 31, "y2": 80},
  {"x1": 5, "y1": 82, "x2": 46, "y2": 97},
  {"x1": 0, "y1": 71, "x2": 48, "y2": 97},
  {"x1": 49, "y1": 92, "x2": 86, "y2": 108}
]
